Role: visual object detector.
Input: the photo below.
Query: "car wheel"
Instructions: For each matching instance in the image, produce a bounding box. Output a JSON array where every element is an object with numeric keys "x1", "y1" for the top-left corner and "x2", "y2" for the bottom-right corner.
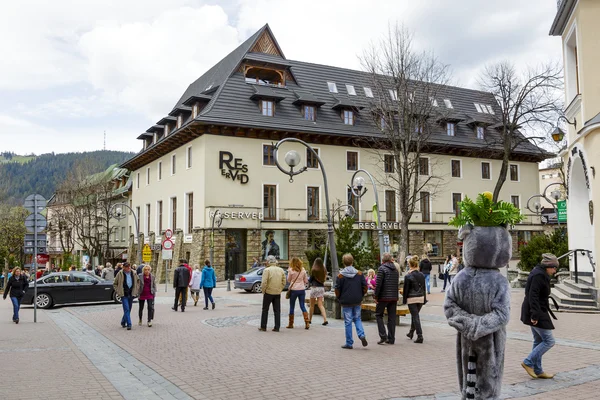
[
  {"x1": 252, "y1": 282, "x2": 262, "y2": 293},
  {"x1": 36, "y1": 293, "x2": 53, "y2": 309},
  {"x1": 113, "y1": 292, "x2": 122, "y2": 304}
]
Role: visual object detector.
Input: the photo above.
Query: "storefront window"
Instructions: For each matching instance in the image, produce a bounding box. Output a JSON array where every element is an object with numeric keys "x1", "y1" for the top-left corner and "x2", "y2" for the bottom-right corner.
[
  {"x1": 424, "y1": 230, "x2": 443, "y2": 257},
  {"x1": 260, "y1": 229, "x2": 289, "y2": 261}
]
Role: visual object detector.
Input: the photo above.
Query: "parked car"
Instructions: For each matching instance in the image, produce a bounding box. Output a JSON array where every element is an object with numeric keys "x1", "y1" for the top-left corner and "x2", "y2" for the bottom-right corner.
[
  {"x1": 234, "y1": 267, "x2": 309, "y2": 293},
  {"x1": 20, "y1": 272, "x2": 122, "y2": 309}
]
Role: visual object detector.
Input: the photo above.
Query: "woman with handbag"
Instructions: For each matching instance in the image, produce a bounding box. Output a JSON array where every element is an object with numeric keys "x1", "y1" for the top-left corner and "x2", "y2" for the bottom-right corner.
[
  {"x1": 286, "y1": 257, "x2": 309, "y2": 330},
  {"x1": 308, "y1": 258, "x2": 328, "y2": 326},
  {"x1": 403, "y1": 256, "x2": 427, "y2": 343}
]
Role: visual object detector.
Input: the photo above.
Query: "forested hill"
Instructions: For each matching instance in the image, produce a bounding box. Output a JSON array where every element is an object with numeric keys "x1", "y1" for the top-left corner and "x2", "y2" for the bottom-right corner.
[{"x1": 0, "y1": 151, "x2": 135, "y2": 205}]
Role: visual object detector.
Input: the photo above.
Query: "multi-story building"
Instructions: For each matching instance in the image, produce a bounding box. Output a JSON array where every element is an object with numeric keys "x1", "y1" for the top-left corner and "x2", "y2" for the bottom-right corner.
[
  {"x1": 550, "y1": 0, "x2": 599, "y2": 296},
  {"x1": 122, "y1": 25, "x2": 547, "y2": 281}
]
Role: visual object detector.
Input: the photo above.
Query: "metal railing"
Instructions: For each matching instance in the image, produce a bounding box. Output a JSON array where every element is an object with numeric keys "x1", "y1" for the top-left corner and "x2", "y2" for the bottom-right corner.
[{"x1": 557, "y1": 249, "x2": 596, "y2": 284}]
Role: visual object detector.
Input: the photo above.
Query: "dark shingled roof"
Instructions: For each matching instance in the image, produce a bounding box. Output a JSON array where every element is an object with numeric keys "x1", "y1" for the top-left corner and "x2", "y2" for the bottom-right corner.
[{"x1": 124, "y1": 24, "x2": 550, "y2": 170}]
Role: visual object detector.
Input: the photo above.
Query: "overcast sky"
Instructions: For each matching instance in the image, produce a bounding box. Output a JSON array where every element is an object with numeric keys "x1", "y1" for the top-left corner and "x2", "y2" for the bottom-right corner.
[{"x1": 0, "y1": 0, "x2": 562, "y2": 155}]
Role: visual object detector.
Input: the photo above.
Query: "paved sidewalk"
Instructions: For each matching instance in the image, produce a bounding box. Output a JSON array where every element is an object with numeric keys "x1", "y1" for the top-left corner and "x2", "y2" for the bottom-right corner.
[{"x1": 1, "y1": 282, "x2": 599, "y2": 400}]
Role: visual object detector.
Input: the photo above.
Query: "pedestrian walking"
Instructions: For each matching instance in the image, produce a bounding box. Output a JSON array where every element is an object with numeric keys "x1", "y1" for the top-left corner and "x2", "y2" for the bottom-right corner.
[
  {"x1": 136, "y1": 263, "x2": 144, "y2": 275},
  {"x1": 441, "y1": 254, "x2": 453, "y2": 292},
  {"x1": 113, "y1": 263, "x2": 140, "y2": 330},
  {"x1": 189, "y1": 265, "x2": 201, "y2": 306},
  {"x1": 114, "y1": 263, "x2": 123, "y2": 276},
  {"x1": 365, "y1": 268, "x2": 377, "y2": 291},
  {"x1": 172, "y1": 259, "x2": 191, "y2": 312},
  {"x1": 200, "y1": 260, "x2": 217, "y2": 310},
  {"x1": 308, "y1": 257, "x2": 328, "y2": 326},
  {"x1": 178, "y1": 261, "x2": 193, "y2": 307},
  {"x1": 94, "y1": 265, "x2": 102, "y2": 277},
  {"x1": 419, "y1": 254, "x2": 432, "y2": 294},
  {"x1": 3, "y1": 267, "x2": 29, "y2": 324},
  {"x1": 403, "y1": 255, "x2": 427, "y2": 343},
  {"x1": 138, "y1": 265, "x2": 156, "y2": 327},
  {"x1": 258, "y1": 256, "x2": 286, "y2": 332},
  {"x1": 102, "y1": 262, "x2": 115, "y2": 281},
  {"x1": 286, "y1": 257, "x2": 309, "y2": 330},
  {"x1": 374, "y1": 252, "x2": 400, "y2": 345},
  {"x1": 335, "y1": 253, "x2": 368, "y2": 349},
  {"x1": 520, "y1": 253, "x2": 559, "y2": 379}
]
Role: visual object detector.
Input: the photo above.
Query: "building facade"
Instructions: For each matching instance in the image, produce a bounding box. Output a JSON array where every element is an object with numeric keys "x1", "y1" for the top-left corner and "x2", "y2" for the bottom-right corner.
[
  {"x1": 551, "y1": 0, "x2": 599, "y2": 291},
  {"x1": 123, "y1": 25, "x2": 547, "y2": 281}
]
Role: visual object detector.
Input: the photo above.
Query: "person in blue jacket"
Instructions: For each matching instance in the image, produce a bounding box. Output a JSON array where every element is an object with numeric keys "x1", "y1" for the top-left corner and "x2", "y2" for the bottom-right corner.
[{"x1": 200, "y1": 260, "x2": 217, "y2": 310}]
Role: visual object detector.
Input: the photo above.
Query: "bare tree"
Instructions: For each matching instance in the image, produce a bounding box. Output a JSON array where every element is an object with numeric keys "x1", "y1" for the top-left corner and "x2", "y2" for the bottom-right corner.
[
  {"x1": 479, "y1": 61, "x2": 563, "y2": 201},
  {"x1": 360, "y1": 24, "x2": 452, "y2": 260}
]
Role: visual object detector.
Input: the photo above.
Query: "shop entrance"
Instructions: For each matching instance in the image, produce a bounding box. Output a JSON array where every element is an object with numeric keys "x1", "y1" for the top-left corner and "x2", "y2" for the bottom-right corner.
[{"x1": 225, "y1": 229, "x2": 248, "y2": 280}]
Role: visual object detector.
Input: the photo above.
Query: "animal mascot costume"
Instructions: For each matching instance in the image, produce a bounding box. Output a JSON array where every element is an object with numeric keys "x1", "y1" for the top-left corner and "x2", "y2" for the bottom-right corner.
[{"x1": 444, "y1": 192, "x2": 522, "y2": 400}]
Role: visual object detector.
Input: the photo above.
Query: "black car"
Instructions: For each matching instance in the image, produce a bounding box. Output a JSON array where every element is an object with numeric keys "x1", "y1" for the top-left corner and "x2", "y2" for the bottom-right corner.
[{"x1": 21, "y1": 272, "x2": 122, "y2": 309}]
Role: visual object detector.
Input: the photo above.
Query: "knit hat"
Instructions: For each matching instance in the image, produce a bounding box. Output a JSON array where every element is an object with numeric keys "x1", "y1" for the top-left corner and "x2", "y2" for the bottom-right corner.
[{"x1": 541, "y1": 253, "x2": 559, "y2": 268}]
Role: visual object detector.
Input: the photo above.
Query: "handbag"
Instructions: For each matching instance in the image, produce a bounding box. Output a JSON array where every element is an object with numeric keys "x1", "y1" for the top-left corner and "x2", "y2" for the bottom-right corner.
[
  {"x1": 286, "y1": 269, "x2": 303, "y2": 299},
  {"x1": 438, "y1": 272, "x2": 445, "y2": 280}
]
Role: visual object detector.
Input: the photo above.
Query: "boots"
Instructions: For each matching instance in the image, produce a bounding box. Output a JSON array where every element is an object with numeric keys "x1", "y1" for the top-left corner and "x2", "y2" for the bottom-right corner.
[
  {"x1": 406, "y1": 329, "x2": 415, "y2": 340},
  {"x1": 302, "y1": 312, "x2": 310, "y2": 330},
  {"x1": 286, "y1": 314, "x2": 294, "y2": 329},
  {"x1": 414, "y1": 335, "x2": 424, "y2": 344}
]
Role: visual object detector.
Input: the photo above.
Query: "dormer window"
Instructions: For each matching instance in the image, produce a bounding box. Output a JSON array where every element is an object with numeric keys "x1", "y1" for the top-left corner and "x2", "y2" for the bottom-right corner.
[
  {"x1": 476, "y1": 126, "x2": 485, "y2": 140},
  {"x1": 176, "y1": 115, "x2": 183, "y2": 129},
  {"x1": 261, "y1": 100, "x2": 274, "y2": 117},
  {"x1": 430, "y1": 97, "x2": 438, "y2": 107},
  {"x1": 303, "y1": 105, "x2": 315, "y2": 121},
  {"x1": 447, "y1": 122, "x2": 455, "y2": 136},
  {"x1": 444, "y1": 99, "x2": 453, "y2": 108},
  {"x1": 389, "y1": 90, "x2": 398, "y2": 101},
  {"x1": 164, "y1": 124, "x2": 171, "y2": 136},
  {"x1": 327, "y1": 82, "x2": 338, "y2": 93},
  {"x1": 244, "y1": 66, "x2": 284, "y2": 87},
  {"x1": 192, "y1": 104, "x2": 198, "y2": 118},
  {"x1": 364, "y1": 87, "x2": 373, "y2": 98},
  {"x1": 346, "y1": 85, "x2": 356, "y2": 95},
  {"x1": 343, "y1": 110, "x2": 354, "y2": 125}
]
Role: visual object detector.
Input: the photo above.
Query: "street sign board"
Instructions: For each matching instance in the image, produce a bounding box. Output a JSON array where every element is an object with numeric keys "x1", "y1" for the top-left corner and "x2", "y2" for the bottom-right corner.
[
  {"x1": 162, "y1": 250, "x2": 173, "y2": 260},
  {"x1": 25, "y1": 213, "x2": 47, "y2": 233},
  {"x1": 162, "y1": 240, "x2": 174, "y2": 250},
  {"x1": 557, "y1": 200, "x2": 567, "y2": 223},
  {"x1": 142, "y1": 244, "x2": 152, "y2": 262},
  {"x1": 36, "y1": 254, "x2": 49, "y2": 264},
  {"x1": 24, "y1": 194, "x2": 47, "y2": 214}
]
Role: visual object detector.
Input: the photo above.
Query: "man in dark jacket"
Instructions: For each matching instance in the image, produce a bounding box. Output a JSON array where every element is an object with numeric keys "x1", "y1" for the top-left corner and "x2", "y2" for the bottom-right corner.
[
  {"x1": 173, "y1": 259, "x2": 191, "y2": 312},
  {"x1": 335, "y1": 253, "x2": 368, "y2": 349},
  {"x1": 520, "y1": 253, "x2": 559, "y2": 379},
  {"x1": 418, "y1": 255, "x2": 432, "y2": 294},
  {"x1": 374, "y1": 253, "x2": 399, "y2": 344}
]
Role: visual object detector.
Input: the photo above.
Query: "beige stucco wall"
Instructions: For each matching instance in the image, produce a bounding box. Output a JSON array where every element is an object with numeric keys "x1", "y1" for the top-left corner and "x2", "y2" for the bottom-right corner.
[{"x1": 130, "y1": 134, "x2": 542, "y2": 233}]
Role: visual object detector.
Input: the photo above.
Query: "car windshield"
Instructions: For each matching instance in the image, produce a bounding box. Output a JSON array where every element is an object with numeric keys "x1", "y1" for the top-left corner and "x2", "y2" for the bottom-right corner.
[{"x1": 244, "y1": 267, "x2": 262, "y2": 275}]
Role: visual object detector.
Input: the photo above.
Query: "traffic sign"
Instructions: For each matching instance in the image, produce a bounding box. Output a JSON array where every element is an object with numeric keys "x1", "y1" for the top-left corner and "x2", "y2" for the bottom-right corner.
[
  {"x1": 25, "y1": 213, "x2": 47, "y2": 233},
  {"x1": 162, "y1": 240, "x2": 174, "y2": 250},
  {"x1": 557, "y1": 200, "x2": 567, "y2": 223},
  {"x1": 142, "y1": 244, "x2": 152, "y2": 262},
  {"x1": 162, "y1": 250, "x2": 173, "y2": 260},
  {"x1": 164, "y1": 229, "x2": 173, "y2": 240},
  {"x1": 24, "y1": 194, "x2": 47, "y2": 214}
]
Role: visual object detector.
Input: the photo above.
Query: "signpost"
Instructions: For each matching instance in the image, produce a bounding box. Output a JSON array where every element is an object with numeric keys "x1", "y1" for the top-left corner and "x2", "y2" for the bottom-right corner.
[
  {"x1": 557, "y1": 200, "x2": 567, "y2": 223},
  {"x1": 142, "y1": 244, "x2": 152, "y2": 263},
  {"x1": 23, "y1": 194, "x2": 47, "y2": 323},
  {"x1": 162, "y1": 229, "x2": 174, "y2": 292}
]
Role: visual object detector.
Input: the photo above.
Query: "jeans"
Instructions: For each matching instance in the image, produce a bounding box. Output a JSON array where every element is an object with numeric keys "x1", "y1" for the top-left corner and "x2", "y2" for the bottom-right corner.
[
  {"x1": 524, "y1": 326, "x2": 555, "y2": 375},
  {"x1": 11, "y1": 297, "x2": 21, "y2": 321},
  {"x1": 408, "y1": 303, "x2": 423, "y2": 335},
  {"x1": 289, "y1": 290, "x2": 307, "y2": 314},
  {"x1": 423, "y1": 274, "x2": 430, "y2": 294},
  {"x1": 120, "y1": 296, "x2": 133, "y2": 327},
  {"x1": 342, "y1": 306, "x2": 365, "y2": 347},
  {"x1": 375, "y1": 301, "x2": 397, "y2": 343},
  {"x1": 174, "y1": 287, "x2": 187, "y2": 310},
  {"x1": 261, "y1": 293, "x2": 281, "y2": 329},
  {"x1": 203, "y1": 287, "x2": 214, "y2": 308},
  {"x1": 138, "y1": 298, "x2": 154, "y2": 322},
  {"x1": 443, "y1": 273, "x2": 452, "y2": 290}
]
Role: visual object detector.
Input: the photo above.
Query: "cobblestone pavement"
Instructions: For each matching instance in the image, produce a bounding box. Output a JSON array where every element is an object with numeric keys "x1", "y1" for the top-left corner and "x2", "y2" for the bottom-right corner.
[{"x1": 1, "y1": 282, "x2": 599, "y2": 400}]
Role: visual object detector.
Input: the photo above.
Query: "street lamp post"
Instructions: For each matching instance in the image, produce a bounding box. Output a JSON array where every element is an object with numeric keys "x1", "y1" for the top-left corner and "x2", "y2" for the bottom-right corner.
[
  {"x1": 110, "y1": 203, "x2": 142, "y2": 266},
  {"x1": 210, "y1": 210, "x2": 226, "y2": 290},
  {"x1": 272, "y1": 138, "x2": 341, "y2": 288},
  {"x1": 350, "y1": 170, "x2": 385, "y2": 261},
  {"x1": 526, "y1": 182, "x2": 565, "y2": 227},
  {"x1": 323, "y1": 204, "x2": 356, "y2": 271}
]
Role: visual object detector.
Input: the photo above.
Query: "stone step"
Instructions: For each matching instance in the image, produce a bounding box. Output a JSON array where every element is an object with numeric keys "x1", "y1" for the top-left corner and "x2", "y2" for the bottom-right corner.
[
  {"x1": 554, "y1": 283, "x2": 595, "y2": 299},
  {"x1": 563, "y1": 279, "x2": 594, "y2": 293},
  {"x1": 554, "y1": 303, "x2": 600, "y2": 313},
  {"x1": 577, "y1": 275, "x2": 594, "y2": 285},
  {"x1": 550, "y1": 290, "x2": 599, "y2": 308}
]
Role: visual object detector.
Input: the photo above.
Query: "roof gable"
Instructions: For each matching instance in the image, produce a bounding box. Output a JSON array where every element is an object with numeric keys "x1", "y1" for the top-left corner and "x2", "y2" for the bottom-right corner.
[{"x1": 249, "y1": 25, "x2": 285, "y2": 58}]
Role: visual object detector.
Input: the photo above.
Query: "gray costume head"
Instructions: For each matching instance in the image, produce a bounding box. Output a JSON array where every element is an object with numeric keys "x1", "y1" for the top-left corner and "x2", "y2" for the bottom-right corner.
[{"x1": 458, "y1": 225, "x2": 512, "y2": 269}]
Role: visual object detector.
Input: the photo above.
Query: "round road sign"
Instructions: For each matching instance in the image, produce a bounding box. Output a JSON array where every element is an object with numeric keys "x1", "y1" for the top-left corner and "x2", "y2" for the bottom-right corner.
[
  {"x1": 163, "y1": 240, "x2": 174, "y2": 250},
  {"x1": 164, "y1": 229, "x2": 173, "y2": 240}
]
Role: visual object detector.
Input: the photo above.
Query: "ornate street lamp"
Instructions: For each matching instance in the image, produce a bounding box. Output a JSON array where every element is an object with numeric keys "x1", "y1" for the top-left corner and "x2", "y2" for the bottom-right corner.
[
  {"x1": 272, "y1": 138, "x2": 340, "y2": 288},
  {"x1": 210, "y1": 209, "x2": 226, "y2": 290},
  {"x1": 526, "y1": 182, "x2": 566, "y2": 227},
  {"x1": 110, "y1": 203, "x2": 142, "y2": 266},
  {"x1": 349, "y1": 170, "x2": 385, "y2": 261}
]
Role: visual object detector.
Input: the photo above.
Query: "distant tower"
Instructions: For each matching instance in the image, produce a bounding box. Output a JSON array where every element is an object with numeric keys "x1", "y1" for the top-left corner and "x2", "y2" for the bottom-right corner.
[{"x1": 103, "y1": 130, "x2": 106, "y2": 151}]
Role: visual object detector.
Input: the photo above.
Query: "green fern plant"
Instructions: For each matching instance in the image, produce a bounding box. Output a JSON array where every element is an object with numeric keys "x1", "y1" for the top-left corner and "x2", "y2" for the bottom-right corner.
[{"x1": 449, "y1": 192, "x2": 523, "y2": 228}]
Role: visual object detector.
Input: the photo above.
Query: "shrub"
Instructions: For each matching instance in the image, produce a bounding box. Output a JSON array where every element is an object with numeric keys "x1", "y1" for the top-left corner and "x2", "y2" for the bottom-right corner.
[{"x1": 518, "y1": 229, "x2": 568, "y2": 272}]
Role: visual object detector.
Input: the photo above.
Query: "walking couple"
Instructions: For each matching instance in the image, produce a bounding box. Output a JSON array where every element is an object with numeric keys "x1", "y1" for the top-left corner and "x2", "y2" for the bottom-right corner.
[
  {"x1": 113, "y1": 263, "x2": 157, "y2": 330},
  {"x1": 174, "y1": 259, "x2": 217, "y2": 312}
]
